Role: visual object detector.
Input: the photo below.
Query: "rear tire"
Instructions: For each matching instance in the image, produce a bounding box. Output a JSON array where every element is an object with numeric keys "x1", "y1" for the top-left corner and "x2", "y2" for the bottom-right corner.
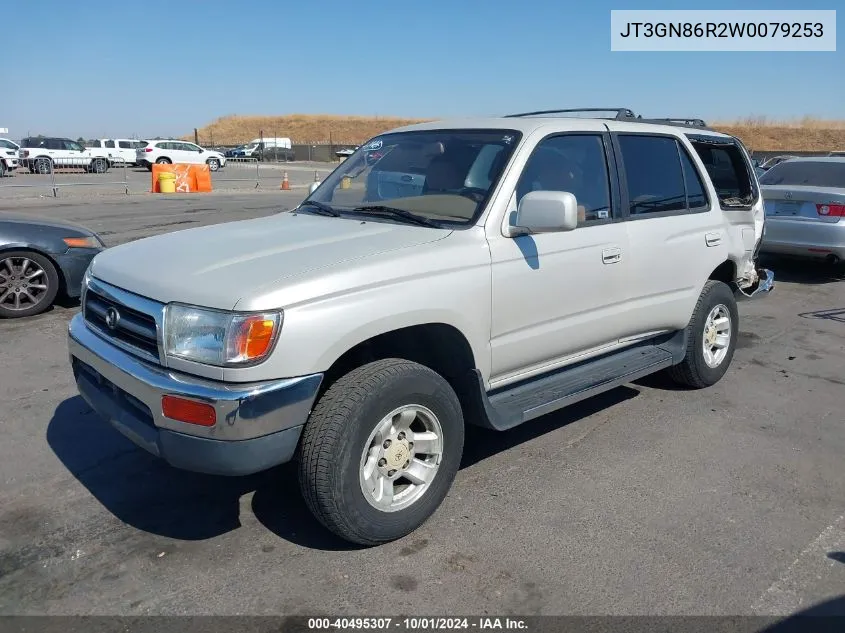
[
  {"x1": 155, "y1": 157, "x2": 171, "y2": 165},
  {"x1": 667, "y1": 280, "x2": 739, "y2": 388},
  {"x1": 0, "y1": 161, "x2": 5, "y2": 178},
  {"x1": 297, "y1": 358, "x2": 465, "y2": 546}
]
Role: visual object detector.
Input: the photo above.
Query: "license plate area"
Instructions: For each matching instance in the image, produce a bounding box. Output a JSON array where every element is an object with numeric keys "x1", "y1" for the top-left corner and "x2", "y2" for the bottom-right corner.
[{"x1": 773, "y1": 202, "x2": 801, "y2": 216}]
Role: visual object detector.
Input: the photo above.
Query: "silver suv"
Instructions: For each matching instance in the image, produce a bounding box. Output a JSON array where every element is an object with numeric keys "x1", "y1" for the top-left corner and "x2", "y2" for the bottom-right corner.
[{"x1": 67, "y1": 108, "x2": 774, "y2": 545}]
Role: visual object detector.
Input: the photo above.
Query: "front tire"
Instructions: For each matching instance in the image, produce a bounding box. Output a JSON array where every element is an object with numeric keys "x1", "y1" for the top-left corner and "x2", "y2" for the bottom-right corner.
[
  {"x1": 0, "y1": 250, "x2": 60, "y2": 318},
  {"x1": 90, "y1": 158, "x2": 108, "y2": 173},
  {"x1": 207, "y1": 158, "x2": 220, "y2": 171},
  {"x1": 667, "y1": 280, "x2": 739, "y2": 388},
  {"x1": 297, "y1": 358, "x2": 465, "y2": 546}
]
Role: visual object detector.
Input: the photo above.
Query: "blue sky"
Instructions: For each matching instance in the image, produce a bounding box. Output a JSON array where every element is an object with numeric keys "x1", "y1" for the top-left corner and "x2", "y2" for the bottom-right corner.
[{"x1": 2, "y1": 0, "x2": 842, "y2": 139}]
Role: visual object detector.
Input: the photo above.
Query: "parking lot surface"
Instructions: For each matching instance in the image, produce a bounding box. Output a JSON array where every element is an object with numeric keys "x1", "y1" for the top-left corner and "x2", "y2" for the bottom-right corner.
[{"x1": 0, "y1": 193, "x2": 843, "y2": 616}]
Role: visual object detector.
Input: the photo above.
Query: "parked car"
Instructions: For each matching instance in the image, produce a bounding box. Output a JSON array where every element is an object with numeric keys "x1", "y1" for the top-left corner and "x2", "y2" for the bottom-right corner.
[
  {"x1": 18, "y1": 137, "x2": 111, "y2": 174},
  {"x1": 67, "y1": 110, "x2": 774, "y2": 545},
  {"x1": 758, "y1": 157, "x2": 845, "y2": 264},
  {"x1": 86, "y1": 139, "x2": 148, "y2": 166},
  {"x1": 1, "y1": 213, "x2": 105, "y2": 318},
  {"x1": 759, "y1": 155, "x2": 799, "y2": 171},
  {"x1": 0, "y1": 138, "x2": 20, "y2": 176},
  {"x1": 137, "y1": 140, "x2": 226, "y2": 171},
  {"x1": 225, "y1": 138, "x2": 294, "y2": 162}
]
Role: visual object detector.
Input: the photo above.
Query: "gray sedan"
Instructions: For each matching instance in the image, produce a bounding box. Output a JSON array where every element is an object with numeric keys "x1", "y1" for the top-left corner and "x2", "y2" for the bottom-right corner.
[
  {"x1": 759, "y1": 157, "x2": 845, "y2": 264},
  {"x1": 0, "y1": 213, "x2": 105, "y2": 318}
]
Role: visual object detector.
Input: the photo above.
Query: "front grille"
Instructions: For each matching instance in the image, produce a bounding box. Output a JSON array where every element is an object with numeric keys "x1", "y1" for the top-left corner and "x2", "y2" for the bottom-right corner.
[{"x1": 84, "y1": 288, "x2": 160, "y2": 360}]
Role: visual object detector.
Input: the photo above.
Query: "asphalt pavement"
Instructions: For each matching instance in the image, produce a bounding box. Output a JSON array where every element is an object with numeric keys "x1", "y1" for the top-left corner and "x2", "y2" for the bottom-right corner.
[{"x1": 0, "y1": 192, "x2": 843, "y2": 616}]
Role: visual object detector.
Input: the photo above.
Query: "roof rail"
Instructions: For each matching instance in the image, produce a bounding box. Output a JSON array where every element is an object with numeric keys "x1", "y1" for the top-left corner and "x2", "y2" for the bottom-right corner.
[
  {"x1": 502, "y1": 108, "x2": 713, "y2": 130},
  {"x1": 646, "y1": 117, "x2": 708, "y2": 127},
  {"x1": 504, "y1": 108, "x2": 638, "y2": 120}
]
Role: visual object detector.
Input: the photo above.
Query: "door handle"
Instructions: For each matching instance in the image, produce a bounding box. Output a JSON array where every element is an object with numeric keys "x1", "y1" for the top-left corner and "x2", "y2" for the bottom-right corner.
[
  {"x1": 602, "y1": 247, "x2": 622, "y2": 264},
  {"x1": 705, "y1": 232, "x2": 722, "y2": 247}
]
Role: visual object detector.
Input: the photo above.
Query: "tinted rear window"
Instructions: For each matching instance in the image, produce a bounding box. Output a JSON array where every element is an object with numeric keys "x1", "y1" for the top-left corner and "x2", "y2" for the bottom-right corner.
[{"x1": 759, "y1": 161, "x2": 845, "y2": 188}]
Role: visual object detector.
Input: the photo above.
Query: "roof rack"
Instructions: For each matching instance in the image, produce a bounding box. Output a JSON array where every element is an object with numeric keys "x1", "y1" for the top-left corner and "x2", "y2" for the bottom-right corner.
[
  {"x1": 504, "y1": 108, "x2": 638, "y2": 120},
  {"x1": 647, "y1": 117, "x2": 708, "y2": 127},
  {"x1": 503, "y1": 108, "x2": 711, "y2": 130}
]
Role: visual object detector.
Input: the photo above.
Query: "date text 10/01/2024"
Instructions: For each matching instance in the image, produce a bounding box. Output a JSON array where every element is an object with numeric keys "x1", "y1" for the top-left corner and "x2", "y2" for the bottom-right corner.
[{"x1": 307, "y1": 617, "x2": 529, "y2": 630}]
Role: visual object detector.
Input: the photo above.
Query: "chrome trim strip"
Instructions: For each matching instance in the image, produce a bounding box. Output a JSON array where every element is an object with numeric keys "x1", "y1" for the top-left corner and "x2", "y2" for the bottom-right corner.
[{"x1": 68, "y1": 312, "x2": 322, "y2": 441}]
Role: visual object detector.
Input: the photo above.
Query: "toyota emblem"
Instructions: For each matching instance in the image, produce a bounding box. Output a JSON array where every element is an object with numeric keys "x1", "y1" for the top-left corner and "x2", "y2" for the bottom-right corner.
[{"x1": 104, "y1": 306, "x2": 121, "y2": 330}]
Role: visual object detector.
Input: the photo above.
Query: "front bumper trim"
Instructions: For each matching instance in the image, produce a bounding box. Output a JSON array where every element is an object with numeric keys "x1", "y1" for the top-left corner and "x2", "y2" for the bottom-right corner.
[{"x1": 68, "y1": 312, "x2": 323, "y2": 475}]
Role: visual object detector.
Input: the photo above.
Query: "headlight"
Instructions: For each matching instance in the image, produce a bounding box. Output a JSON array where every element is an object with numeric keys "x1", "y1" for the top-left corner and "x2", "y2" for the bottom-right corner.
[{"x1": 164, "y1": 304, "x2": 282, "y2": 366}]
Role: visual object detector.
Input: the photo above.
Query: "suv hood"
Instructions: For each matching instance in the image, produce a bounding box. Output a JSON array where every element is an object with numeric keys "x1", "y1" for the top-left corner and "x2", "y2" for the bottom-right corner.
[{"x1": 89, "y1": 212, "x2": 451, "y2": 310}]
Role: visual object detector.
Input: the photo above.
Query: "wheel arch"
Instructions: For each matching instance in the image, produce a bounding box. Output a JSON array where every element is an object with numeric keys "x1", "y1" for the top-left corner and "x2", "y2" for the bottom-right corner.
[
  {"x1": 708, "y1": 259, "x2": 737, "y2": 287},
  {"x1": 317, "y1": 322, "x2": 480, "y2": 423}
]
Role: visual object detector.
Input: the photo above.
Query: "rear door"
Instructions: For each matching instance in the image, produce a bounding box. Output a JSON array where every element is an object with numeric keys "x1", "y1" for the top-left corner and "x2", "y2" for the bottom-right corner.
[{"x1": 607, "y1": 127, "x2": 728, "y2": 341}]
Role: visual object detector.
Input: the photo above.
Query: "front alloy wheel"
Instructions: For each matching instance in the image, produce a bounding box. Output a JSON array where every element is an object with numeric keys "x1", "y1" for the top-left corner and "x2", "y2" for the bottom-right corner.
[
  {"x1": 298, "y1": 358, "x2": 464, "y2": 546},
  {"x1": 359, "y1": 404, "x2": 444, "y2": 512}
]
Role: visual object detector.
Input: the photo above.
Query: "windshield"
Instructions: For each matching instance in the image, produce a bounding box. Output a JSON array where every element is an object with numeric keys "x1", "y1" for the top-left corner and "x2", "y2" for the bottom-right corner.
[
  {"x1": 759, "y1": 161, "x2": 845, "y2": 188},
  {"x1": 304, "y1": 129, "x2": 522, "y2": 227},
  {"x1": 245, "y1": 142, "x2": 259, "y2": 150}
]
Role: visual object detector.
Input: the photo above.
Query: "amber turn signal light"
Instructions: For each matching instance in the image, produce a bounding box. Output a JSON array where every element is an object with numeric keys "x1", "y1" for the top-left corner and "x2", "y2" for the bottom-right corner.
[{"x1": 161, "y1": 395, "x2": 216, "y2": 427}]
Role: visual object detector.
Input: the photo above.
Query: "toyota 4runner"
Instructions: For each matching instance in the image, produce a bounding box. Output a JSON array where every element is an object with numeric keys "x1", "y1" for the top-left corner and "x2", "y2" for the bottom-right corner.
[{"x1": 67, "y1": 108, "x2": 774, "y2": 545}]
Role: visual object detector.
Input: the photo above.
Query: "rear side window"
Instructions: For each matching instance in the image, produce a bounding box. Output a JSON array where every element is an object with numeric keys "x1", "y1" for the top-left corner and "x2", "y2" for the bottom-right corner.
[
  {"x1": 759, "y1": 161, "x2": 845, "y2": 188},
  {"x1": 89, "y1": 140, "x2": 102, "y2": 148},
  {"x1": 134, "y1": 141, "x2": 148, "y2": 148},
  {"x1": 617, "y1": 135, "x2": 686, "y2": 215},
  {"x1": 104, "y1": 140, "x2": 115, "y2": 148}
]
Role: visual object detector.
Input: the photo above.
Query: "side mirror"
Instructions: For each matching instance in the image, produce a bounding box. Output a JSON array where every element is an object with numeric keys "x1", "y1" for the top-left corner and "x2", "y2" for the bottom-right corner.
[
  {"x1": 509, "y1": 190, "x2": 579, "y2": 235},
  {"x1": 309, "y1": 181, "x2": 321, "y2": 194}
]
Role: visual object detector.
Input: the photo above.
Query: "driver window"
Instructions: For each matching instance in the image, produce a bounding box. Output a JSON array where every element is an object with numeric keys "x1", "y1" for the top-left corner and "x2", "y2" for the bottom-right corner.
[{"x1": 515, "y1": 134, "x2": 612, "y2": 226}]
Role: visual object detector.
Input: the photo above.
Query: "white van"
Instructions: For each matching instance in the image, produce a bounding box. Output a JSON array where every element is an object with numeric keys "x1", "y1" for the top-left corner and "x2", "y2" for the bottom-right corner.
[{"x1": 86, "y1": 139, "x2": 148, "y2": 166}]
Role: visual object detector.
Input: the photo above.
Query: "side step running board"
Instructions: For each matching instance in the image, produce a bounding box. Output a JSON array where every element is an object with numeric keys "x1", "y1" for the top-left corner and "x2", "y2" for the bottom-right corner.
[{"x1": 471, "y1": 343, "x2": 678, "y2": 431}]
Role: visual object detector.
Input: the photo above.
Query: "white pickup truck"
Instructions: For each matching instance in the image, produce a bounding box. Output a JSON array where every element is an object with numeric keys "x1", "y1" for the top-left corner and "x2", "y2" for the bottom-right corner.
[
  {"x1": 0, "y1": 138, "x2": 20, "y2": 176},
  {"x1": 67, "y1": 109, "x2": 773, "y2": 545}
]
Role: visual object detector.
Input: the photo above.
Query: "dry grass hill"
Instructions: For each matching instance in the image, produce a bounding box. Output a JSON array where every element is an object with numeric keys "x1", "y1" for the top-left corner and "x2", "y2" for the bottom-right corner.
[{"x1": 187, "y1": 114, "x2": 845, "y2": 152}]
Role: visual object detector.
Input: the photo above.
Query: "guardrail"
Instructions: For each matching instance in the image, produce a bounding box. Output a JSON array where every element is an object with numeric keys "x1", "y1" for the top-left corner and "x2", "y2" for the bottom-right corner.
[
  {"x1": 0, "y1": 155, "x2": 129, "y2": 196},
  {"x1": 212, "y1": 157, "x2": 260, "y2": 188}
]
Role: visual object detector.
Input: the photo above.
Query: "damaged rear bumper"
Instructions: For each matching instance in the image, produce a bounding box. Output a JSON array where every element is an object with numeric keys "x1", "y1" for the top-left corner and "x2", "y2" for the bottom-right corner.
[{"x1": 735, "y1": 267, "x2": 774, "y2": 300}]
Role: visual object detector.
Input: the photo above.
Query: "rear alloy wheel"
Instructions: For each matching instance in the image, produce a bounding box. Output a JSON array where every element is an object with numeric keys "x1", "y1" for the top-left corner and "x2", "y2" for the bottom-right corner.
[
  {"x1": 207, "y1": 158, "x2": 220, "y2": 171},
  {"x1": 667, "y1": 280, "x2": 739, "y2": 388},
  {"x1": 0, "y1": 251, "x2": 60, "y2": 318},
  {"x1": 297, "y1": 358, "x2": 465, "y2": 546}
]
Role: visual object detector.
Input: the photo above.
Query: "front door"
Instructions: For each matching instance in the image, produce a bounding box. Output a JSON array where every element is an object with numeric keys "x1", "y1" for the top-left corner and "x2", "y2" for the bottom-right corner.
[{"x1": 488, "y1": 131, "x2": 631, "y2": 387}]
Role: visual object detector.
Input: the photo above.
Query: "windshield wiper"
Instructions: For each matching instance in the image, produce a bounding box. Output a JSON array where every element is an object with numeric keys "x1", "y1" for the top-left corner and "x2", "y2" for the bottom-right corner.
[
  {"x1": 350, "y1": 205, "x2": 440, "y2": 227},
  {"x1": 295, "y1": 200, "x2": 341, "y2": 217}
]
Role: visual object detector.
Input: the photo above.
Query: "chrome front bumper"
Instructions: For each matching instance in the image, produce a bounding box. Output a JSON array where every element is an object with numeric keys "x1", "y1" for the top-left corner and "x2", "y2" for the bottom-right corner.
[{"x1": 67, "y1": 312, "x2": 323, "y2": 475}]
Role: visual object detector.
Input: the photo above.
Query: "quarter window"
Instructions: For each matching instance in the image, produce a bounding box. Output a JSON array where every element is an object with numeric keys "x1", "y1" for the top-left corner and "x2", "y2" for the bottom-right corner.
[
  {"x1": 104, "y1": 140, "x2": 115, "y2": 148},
  {"x1": 516, "y1": 134, "x2": 612, "y2": 224},
  {"x1": 118, "y1": 140, "x2": 131, "y2": 149}
]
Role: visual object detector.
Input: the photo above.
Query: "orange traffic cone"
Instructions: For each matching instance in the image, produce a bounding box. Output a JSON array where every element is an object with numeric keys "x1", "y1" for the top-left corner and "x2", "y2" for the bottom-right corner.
[{"x1": 280, "y1": 172, "x2": 290, "y2": 190}]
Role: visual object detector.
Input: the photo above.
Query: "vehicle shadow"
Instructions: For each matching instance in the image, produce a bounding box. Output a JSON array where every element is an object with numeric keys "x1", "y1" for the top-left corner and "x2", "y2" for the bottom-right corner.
[
  {"x1": 759, "y1": 255, "x2": 845, "y2": 285},
  {"x1": 758, "y1": 594, "x2": 845, "y2": 630},
  {"x1": 49, "y1": 386, "x2": 640, "y2": 551}
]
